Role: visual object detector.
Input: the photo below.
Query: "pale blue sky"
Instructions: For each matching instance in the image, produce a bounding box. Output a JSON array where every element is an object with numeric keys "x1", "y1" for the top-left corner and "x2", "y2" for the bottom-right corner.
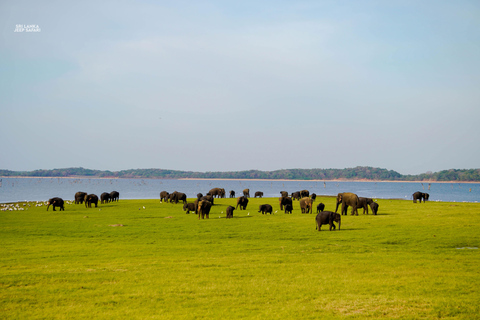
[{"x1": 1, "y1": 1, "x2": 479, "y2": 174}]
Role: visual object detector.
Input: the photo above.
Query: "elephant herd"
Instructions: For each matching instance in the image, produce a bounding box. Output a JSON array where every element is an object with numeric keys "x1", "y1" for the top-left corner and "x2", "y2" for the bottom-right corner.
[
  {"x1": 46, "y1": 191, "x2": 120, "y2": 211},
  {"x1": 161, "y1": 188, "x2": 380, "y2": 230},
  {"x1": 45, "y1": 187, "x2": 429, "y2": 232},
  {"x1": 335, "y1": 192, "x2": 379, "y2": 216},
  {"x1": 74, "y1": 191, "x2": 120, "y2": 208}
]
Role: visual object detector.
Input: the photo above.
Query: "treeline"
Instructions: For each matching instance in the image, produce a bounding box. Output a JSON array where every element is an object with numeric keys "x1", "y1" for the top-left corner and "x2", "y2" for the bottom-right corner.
[{"x1": 1, "y1": 167, "x2": 480, "y2": 182}]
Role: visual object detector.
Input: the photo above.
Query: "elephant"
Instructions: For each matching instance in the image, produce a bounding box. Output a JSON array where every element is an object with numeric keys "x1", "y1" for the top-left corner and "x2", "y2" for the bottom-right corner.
[
  {"x1": 84, "y1": 194, "x2": 99, "y2": 208},
  {"x1": 316, "y1": 202, "x2": 325, "y2": 213},
  {"x1": 236, "y1": 196, "x2": 249, "y2": 210},
  {"x1": 284, "y1": 204, "x2": 293, "y2": 214},
  {"x1": 358, "y1": 197, "x2": 374, "y2": 214},
  {"x1": 200, "y1": 194, "x2": 214, "y2": 205},
  {"x1": 100, "y1": 192, "x2": 111, "y2": 204},
  {"x1": 280, "y1": 191, "x2": 288, "y2": 198},
  {"x1": 300, "y1": 190, "x2": 310, "y2": 198},
  {"x1": 335, "y1": 192, "x2": 360, "y2": 216},
  {"x1": 369, "y1": 201, "x2": 379, "y2": 215},
  {"x1": 413, "y1": 191, "x2": 429, "y2": 203},
  {"x1": 197, "y1": 193, "x2": 203, "y2": 199},
  {"x1": 291, "y1": 191, "x2": 301, "y2": 200},
  {"x1": 197, "y1": 200, "x2": 212, "y2": 219},
  {"x1": 209, "y1": 188, "x2": 226, "y2": 198},
  {"x1": 159, "y1": 191, "x2": 169, "y2": 202},
  {"x1": 193, "y1": 195, "x2": 214, "y2": 215},
  {"x1": 258, "y1": 204, "x2": 273, "y2": 214},
  {"x1": 110, "y1": 191, "x2": 119, "y2": 202},
  {"x1": 74, "y1": 192, "x2": 87, "y2": 204},
  {"x1": 316, "y1": 211, "x2": 341, "y2": 231},
  {"x1": 47, "y1": 197, "x2": 64, "y2": 211},
  {"x1": 278, "y1": 196, "x2": 293, "y2": 211},
  {"x1": 170, "y1": 191, "x2": 187, "y2": 204},
  {"x1": 311, "y1": 193, "x2": 317, "y2": 201},
  {"x1": 299, "y1": 197, "x2": 314, "y2": 213},
  {"x1": 226, "y1": 206, "x2": 235, "y2": 219},
  {"x1": 243, "y1": 189, "x2": 250, "y2": 198},
  {"x1": 229, "y1": 190, "x2": 235, "y2": 198},
  {"x1": 183, "y1": 202, "x2": 196, "y2": 214},
  {"x1": 254, "y1": 191, "x2": 264, "y2": 198}
]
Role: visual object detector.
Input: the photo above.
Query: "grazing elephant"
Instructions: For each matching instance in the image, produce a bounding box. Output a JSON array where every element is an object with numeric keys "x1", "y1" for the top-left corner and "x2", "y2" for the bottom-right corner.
[
  {"x1": 335, "y1": 192, "x2": 360, "y2": 216},
  {"x1": 284, "y1": 204, "x2": 293, "y2": 214},
  {"x1": 85, "y1": 194, "x2": 99, "y2": 208},
  {"x1": 369, "y1": 201, "x2": 379, "y2": 215},
  {"x1": 236, "y1": 196, "x2": 249, "y2": 210},
  {"x1": 197, "y1": 200, "x2": 212, "y2": 219},
  {"x1": 229, "y1": 190, "x2": 235, "y2": 198},
  {"x1": 74, "y1": 191, "x2": 87, "y2": 204},
  {"x1": 316, "y1": 202, "x2": 325, "y2": 213},
  {"x1": 243, "y1": 189, "x2": 250, "y2": 198},
  {"x1": 291, "y1": 191, "x2": 301, "y2": 200},
  {"x1": 183, "y1": 202, "x2": 196, "y2": 214},
  {"x1": 110, "y1": 191, "x2": 119, "y2": 202},
  {"x1": 316, "y1": 211, "x2": 341, "y2": 231},
  {"x1": 254, "y1": 191, "x2": 264, "y2": 198},
  {"x1": 47, "y1": 197, "x2": 65, "y2": 211},
  {"x1": 280, "y1": 191, "x2": 288, "y2": 198},
  {"x1": 101, "y1": 192, "x2": 111, "y2": 204},
  {"x1": 279, "y1": 196, "x2": 293, "y2": 210},
  {"x1": 358, "y1": 197, "x2": 374, "y2": 214},
  {"x1": 413, "y1": 191, "x2": 429, "y2": 203},
  {"x1": 300, "y1": 197, "x2": 314, "y2": 213},
  {"x1": 300, "y1": 190, "x2": 310, "y2": 198},
  {"x1": 226, "y1": 206, "x2": 235, "y2": 219},
  {"x1": 311, "y1": 193, "x2": 317, "y2": 201},
  {"x1": 209, "y1": 188, "x2": 226, "y2": 198},
  {"x1": 258, "y1": 204, "x2": 273, "y2": 214},
  {"x1": 160, "y1": 191, "x2": 169, "y2": 202},
  {"x1": 170, "y1": 191, "x2": 187, "y2": 204}
]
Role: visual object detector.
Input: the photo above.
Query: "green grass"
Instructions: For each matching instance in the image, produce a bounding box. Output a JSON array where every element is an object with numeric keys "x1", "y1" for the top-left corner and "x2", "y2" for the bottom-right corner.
[{"x1": 1, "y1": 197, "x2": 479, "y2": 319}]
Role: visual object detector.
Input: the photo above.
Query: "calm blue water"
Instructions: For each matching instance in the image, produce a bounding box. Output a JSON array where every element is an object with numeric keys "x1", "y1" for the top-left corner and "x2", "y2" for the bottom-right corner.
[{"x1": 0, "y1": 178, "x2": 479, "y2": 203}]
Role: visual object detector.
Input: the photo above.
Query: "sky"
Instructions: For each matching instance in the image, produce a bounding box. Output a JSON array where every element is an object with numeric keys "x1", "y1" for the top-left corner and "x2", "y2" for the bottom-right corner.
[{"x1": 1, "y1": 1, "x2": 479, "y2": 175}]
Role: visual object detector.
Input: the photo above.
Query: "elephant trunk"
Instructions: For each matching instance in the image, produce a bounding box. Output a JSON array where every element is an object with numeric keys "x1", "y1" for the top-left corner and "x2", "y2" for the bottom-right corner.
[
  {"x1": 335, "y1": 201, "x2": 340, "y2": 213},
  {"x1": 46, "y1": 202, "x2": 50, "y2": 211}
]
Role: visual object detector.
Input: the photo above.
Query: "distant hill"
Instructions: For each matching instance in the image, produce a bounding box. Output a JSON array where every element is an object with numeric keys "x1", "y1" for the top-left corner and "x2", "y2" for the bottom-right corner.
[{"x1": 1, "y1": 167, "x2": 479, "y2": 182}]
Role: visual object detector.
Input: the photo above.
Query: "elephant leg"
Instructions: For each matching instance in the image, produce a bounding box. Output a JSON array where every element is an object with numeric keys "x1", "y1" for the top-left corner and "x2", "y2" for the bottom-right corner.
[{"x1": 353, "y1": 206, "x2": 358, "y2": 216}]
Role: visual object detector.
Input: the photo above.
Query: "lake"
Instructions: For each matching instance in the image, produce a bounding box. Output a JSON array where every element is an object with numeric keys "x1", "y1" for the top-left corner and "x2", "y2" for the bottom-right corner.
[{"x1": 0, "y1": 177, "x2": 479, "y2": 203}]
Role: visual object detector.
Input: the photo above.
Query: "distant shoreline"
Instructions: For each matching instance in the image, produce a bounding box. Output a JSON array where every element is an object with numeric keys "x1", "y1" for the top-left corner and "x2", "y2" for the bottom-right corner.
[{"x1": 1, "y1": 176, "x2": 479, "y2": 184}]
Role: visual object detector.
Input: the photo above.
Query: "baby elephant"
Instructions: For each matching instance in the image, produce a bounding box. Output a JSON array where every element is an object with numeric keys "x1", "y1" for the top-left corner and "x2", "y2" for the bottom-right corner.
[
  {"x1": 258, "y1": 204, "x2": 273, "y2": 214},
  {"x1": 284, "y1": 204, "x2": 293, "y2": 214},
  {"x1": 47, "y1": 197, "x2": 65, "y2": 211},
  {"x1": 369, "y1": 202, "x2": 379, "y2": 215},
  {"x1": 183, "y1": 202, "x2": 196, "y2": 214},
  {"x1": 226, "y1": 206, "x2": 235, "y2": 219},
  {"x1": 316, "y1": 211, "x2": 341, "y2": 231},
  {"x1": 316, "y1": 202, "x2": 325, "y2": 213}
]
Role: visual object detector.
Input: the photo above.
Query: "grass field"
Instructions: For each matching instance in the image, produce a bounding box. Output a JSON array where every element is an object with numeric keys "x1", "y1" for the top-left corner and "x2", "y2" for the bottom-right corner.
[{"x1": 1, "y1": 196, "x2": 479, "y2": 319}]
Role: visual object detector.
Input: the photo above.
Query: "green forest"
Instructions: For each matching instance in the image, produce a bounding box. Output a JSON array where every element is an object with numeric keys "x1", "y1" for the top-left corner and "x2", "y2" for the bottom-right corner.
[{"x1": 1, "y1": 167, "x2": 479, "y2": 181}]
